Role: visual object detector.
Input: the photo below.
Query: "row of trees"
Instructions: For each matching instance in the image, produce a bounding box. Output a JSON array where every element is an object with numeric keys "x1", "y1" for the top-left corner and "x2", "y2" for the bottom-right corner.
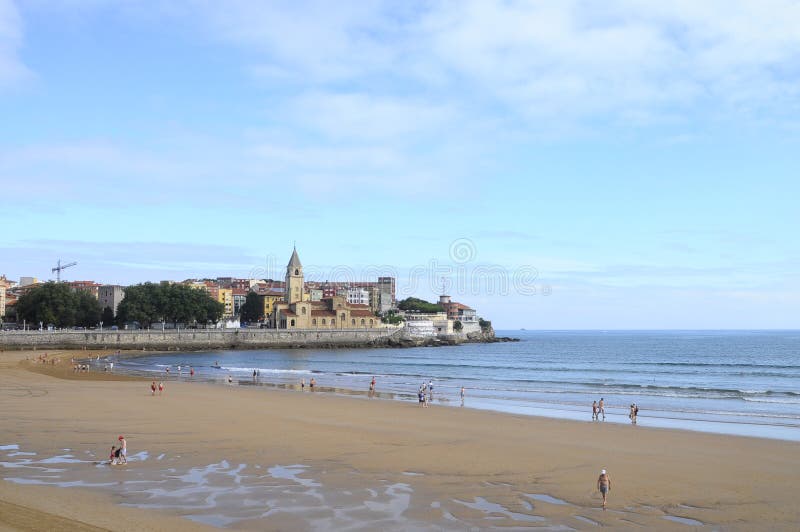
[
  {"x1": 397, "y1": 297, "x2": 444, "y2": 313},
  {"x1": 14, "y1": 282, "x2": 103, "y2": 328},
  {"x1": 14, "y1": 282, "x2": 224, "y2": 329},
  {"x1": 116, "y1": 283, "x2": 224, "y2": 326}
]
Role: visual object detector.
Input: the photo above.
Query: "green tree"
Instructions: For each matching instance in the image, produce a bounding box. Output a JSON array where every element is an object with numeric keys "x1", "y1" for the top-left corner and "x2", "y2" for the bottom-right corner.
[
  {"x1": 453, "y1": 320, "x2": 463, "y2": 331},
  {"x1": 116, "y1": 283, "x2": 224, "y2": 327},
  {"x1": 15, "y1": 282, "x2": 102, "y2": 328},
  {"x1": 101, "y1": 306, "x2": 115, "y2": 326},
  {"x1": 76, "y1": 290, "x2": 102, "y2": 327},
  {"x1": 397, "y1": 297, "x2": 444, "y2": 313},
  {"x1": 240, "y1": 292, "x2": 264, "y2": 323},
  {"x1": 478, "y1": 318, "x2": 492, "y2": 332},
  {"x1": 381, "y1": 310, "x2": 405, "y2": 325}
]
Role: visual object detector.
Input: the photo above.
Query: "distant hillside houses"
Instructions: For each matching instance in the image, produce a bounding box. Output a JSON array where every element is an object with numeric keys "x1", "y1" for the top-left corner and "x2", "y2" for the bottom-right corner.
[{"x1": 0, "y1": 251, "x2": 487, "y2": 335}]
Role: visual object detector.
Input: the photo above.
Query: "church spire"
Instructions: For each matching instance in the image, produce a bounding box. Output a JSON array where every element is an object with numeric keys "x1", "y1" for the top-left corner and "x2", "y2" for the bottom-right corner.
[{"x1": 287, "y1": 246, "x2": 302, "y2": 269}]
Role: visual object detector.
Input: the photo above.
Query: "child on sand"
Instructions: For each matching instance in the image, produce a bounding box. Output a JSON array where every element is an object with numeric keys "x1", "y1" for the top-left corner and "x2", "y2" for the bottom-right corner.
[
  {"x1": 151, "y1": 381, "x2": 156, "y2": 395},
  {"x1": 109, "y1": 446, "x2": 117, "y2": 465},
  {"x1": 158, "y1": 381, "x2": 164, "y2": 395}
]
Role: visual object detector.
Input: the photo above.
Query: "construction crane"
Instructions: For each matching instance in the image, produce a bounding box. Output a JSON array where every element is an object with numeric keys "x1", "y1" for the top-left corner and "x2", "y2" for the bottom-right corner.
[{"x1": 52, "y1": 259, "x2": 77, "y2": 282}]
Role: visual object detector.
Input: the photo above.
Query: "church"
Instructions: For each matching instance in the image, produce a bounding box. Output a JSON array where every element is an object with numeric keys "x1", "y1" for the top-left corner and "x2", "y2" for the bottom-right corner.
[{"x1": 271, "y1": 248, "x2": 383, "y2": 329}]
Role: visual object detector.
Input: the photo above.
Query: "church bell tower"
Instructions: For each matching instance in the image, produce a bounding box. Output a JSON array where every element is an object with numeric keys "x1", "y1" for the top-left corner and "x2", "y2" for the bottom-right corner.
[{"x1": 285, "y1": 246, "x2": 304, "y2": 304}]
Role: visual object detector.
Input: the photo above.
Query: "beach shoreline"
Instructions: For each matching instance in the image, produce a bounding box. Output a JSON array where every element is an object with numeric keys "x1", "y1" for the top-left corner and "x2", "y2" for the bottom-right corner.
[{"x1": 2, "y1": 349, "x2": 800, "y2": 530}]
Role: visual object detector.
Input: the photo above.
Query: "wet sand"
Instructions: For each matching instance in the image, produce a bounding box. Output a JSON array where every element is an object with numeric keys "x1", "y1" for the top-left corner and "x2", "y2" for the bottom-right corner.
[{"x1": 1, "y1": 349, "x2": 799, "y2": 530}]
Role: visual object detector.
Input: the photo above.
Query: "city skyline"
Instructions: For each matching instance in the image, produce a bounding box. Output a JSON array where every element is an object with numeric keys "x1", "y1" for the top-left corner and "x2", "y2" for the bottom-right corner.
[{"x1": 1, "y1": 1, "x2": 798, "y2": 329}]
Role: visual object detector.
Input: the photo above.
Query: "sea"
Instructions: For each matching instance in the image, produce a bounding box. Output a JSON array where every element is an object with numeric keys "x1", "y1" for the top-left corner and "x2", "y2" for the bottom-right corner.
[{"x1": 105, "y1": 330, "x2": 800, "y2": 441}]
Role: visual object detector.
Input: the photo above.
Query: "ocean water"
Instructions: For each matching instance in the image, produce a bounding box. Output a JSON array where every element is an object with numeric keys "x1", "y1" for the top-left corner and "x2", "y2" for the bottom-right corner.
[{"x1": 105, "y1": 330, "x2": 800, "y2": 441}]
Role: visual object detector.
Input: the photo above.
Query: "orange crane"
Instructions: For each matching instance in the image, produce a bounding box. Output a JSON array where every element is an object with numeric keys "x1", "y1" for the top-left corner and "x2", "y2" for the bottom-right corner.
[{"x1": 52, "y1": 259, "x2": 77, "y2": 282}]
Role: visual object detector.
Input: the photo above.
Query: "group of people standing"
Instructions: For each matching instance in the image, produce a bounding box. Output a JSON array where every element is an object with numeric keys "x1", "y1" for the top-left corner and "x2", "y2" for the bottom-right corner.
[
  {"x1": 592, "y1": 398, "x2": 606, "y2": 421},
  {"x1": 629, "y1": 403, "x2": 639, "y2": 423},
  {"x1": 150, "y1": 381, "x2": 164, "y2": 395},
  {"x1": 417, "y1": 380, "x2": 435, "y2": 407},
  {"x1": 592, "y1": 398, "x2": 641, "y2": 424}
]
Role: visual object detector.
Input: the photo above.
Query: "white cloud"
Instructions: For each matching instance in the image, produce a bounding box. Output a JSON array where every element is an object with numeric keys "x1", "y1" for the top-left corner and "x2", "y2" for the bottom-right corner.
[
  {"x1": 419, "y1": 0, "x2": 800, "y2": 124},
  {"x1": 0, "y1": 0, "x2": 30, "y2": 88},
  {"x1": 180, "y1": 0, "x2": 800, "y2": 130},
  {"x1": 289, "y1": 91, "x2": 456, "y2": 141}
]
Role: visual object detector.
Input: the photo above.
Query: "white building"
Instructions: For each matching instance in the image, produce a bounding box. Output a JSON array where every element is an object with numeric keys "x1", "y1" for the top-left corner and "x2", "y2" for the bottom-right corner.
[{"x1": 346, "y1": 287, "x2": 370, "y2": 306}]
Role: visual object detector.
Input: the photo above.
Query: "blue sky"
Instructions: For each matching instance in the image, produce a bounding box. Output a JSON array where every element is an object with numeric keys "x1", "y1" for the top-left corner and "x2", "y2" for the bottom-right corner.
[{"x1": 1, "y1": 0, "x2": 798, "y2": 329}]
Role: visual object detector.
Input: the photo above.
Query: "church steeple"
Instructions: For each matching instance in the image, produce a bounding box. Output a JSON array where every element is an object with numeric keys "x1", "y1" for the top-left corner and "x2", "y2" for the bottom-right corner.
[
  {"x1": 285, "y1": 246, "x2": 304, "y2": 303},
  {"x1": 287, "y1": 246, "x2": 302, "y2": 271}
]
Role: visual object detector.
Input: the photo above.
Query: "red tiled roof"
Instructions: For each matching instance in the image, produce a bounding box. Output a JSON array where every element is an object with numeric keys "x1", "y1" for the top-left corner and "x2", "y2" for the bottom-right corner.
[{"x1": 311, "y1": 310, "x2": 336, "y2": 317}]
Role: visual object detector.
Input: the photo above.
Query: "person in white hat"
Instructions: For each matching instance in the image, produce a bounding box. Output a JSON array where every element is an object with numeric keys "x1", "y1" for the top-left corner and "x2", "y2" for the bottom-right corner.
[{"x1": 597, "y1": 469, "x2": 611, "y2": 509}]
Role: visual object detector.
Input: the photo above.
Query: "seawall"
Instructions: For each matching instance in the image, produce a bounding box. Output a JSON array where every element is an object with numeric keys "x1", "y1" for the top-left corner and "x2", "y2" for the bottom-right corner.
[{"x1": 0, "y1": 328, "x2": 405, "y2": 351}]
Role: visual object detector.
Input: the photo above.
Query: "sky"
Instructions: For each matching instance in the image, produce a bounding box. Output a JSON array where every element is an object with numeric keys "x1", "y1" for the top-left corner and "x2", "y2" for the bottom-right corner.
[{"x1": 1, "y1": 0, "x2": 799, "y2": 329}]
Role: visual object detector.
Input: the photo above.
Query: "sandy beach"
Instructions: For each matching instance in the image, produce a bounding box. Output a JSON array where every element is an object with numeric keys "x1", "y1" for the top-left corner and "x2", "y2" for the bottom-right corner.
[{"x1": 1, "y1": 349, "x2": 799, "y2": 530}]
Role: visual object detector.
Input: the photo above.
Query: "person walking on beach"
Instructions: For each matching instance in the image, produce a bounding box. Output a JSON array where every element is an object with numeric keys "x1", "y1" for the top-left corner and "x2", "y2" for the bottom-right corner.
[
  {"x1": 310, "y1": 377, "x2": 316, "y2": 390},
  {"x1": 118, "y1": 436, "x2": 127, "y2": 464},
  {"x1": 158, "y1": 381, "x2": 164, "y2": 395},
  {"x1": 190, "y1": 367, "x2": 194, "y2": 378},
  {"x1": 598, "y1": 398, "x2": 605, "y2": 421},
  {"x1": 460, "y1": 386, "x2": 465, "y2": 406},
  {"x1": 592, "y1": 400, "x2": 598, "y2": 421},
  {"x1": 301, "y1": 378, "x2": 305, "y2": 390},
  {"x1": 597, "y1": 469, "x2": 611, "y2": 509},
  {"x1": 151, "y1": 381, "x2": 156, "y2": 396}
]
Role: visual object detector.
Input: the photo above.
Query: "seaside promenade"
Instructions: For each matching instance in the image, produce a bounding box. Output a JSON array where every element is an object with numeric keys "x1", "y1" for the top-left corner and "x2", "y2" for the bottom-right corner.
[{"x1": 0, "y1": 328, "x2": 404, "y2": 350}]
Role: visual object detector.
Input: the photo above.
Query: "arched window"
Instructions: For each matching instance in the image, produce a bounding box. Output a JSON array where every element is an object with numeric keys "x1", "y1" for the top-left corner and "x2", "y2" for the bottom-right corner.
[
  {"x1": 322, "y1": 319, "x2": 326, "y2": 325},
  {"x1": 360, "y1": 319, "x2": 365, "y2": 325},
  {"x1": 301, "y1": 307, "x2": 306, "y2": 314},
  {"x1": 331, "y1": 319, "x2": 336, "y2": 326},
  {"x1": 290, "y1": 319, "x2": 295, "y2": 327},
  {"x1": 294, "y1": 269, "x2": 299, "y2": 275},
  {"x1": 351, "y1": 319, "x2": 356, "y2": 326},
  {"x1": 312, "y1": 319, "x2": 317, "y2": 326},
  {"x1": 369, "y1": 319, "x2": 374, "y2": 326}
]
